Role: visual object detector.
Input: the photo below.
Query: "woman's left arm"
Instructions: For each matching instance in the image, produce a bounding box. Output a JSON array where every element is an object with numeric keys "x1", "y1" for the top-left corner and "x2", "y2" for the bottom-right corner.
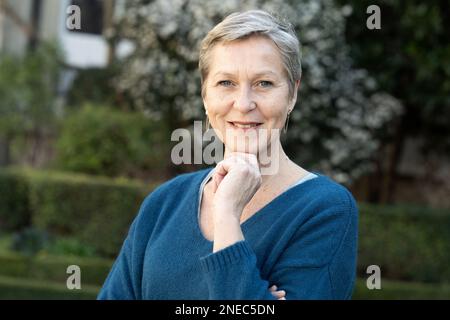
[{"x1": 200, "y1": 191, "x2": 358, "y2": 300}]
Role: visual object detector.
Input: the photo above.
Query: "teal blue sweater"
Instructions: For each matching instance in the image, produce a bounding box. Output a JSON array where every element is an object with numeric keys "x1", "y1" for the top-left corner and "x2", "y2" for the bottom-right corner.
[{"x1": 97, "y1": 168, "x2": 358, "y2": 300}]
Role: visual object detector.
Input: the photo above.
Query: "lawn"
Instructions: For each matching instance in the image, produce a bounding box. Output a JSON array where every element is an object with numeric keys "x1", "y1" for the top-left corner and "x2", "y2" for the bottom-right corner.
[
  {"x1": 0, "y1": 233, "x2": 448, "y2": 299},
  {"x1": 0, "y1": 274, "x2": 448, "y2": 300}
]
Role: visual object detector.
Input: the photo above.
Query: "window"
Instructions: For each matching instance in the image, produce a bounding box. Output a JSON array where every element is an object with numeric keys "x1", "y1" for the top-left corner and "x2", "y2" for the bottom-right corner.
[{"x1": 69, "y1": 0, "x2": 104, "y2": 35}]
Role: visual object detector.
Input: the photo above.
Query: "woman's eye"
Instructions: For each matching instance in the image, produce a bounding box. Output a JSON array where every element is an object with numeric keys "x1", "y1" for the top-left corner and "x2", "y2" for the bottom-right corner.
[
  {"x1": 258, "y1": 81, "x2": 273, "y2": 88},
  {"x1": 218, "y1": 80, "x2": 233, "y2": 87}
]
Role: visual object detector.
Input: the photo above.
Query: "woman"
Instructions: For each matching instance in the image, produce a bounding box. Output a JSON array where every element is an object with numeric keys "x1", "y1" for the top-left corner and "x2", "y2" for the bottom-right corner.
[{"x1": 98, "y1": 10, "x2": 358, "y2": 300}]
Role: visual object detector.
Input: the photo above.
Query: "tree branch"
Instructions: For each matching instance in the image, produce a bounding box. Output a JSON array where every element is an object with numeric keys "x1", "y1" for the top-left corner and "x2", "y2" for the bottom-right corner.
[{"x1": 0, "y1": 0, "x2": 36, "y2": 40}]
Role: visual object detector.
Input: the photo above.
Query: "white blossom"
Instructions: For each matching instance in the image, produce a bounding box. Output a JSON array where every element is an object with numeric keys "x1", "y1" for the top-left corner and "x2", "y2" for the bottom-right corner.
[{"x1": 112, "y1": 0, "x2": 403, "y2": 183}]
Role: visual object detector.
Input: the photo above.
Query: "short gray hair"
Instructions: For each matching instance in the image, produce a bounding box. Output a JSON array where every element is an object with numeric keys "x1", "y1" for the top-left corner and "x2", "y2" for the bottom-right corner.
[{"x1": 199, "y1": 10, "x2": 302, "y2": 99}]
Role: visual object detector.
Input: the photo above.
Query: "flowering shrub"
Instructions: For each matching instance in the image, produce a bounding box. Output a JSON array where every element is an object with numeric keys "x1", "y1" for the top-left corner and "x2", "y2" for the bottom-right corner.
[{"x1": 110, "y1": 0, "x2": 402, "y2": 182}]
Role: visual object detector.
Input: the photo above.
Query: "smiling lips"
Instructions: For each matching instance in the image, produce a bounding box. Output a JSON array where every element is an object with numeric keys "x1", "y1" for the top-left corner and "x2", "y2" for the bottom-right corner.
[{"x1": 228, "y1": 121, "x2": 263, "y2": 129}]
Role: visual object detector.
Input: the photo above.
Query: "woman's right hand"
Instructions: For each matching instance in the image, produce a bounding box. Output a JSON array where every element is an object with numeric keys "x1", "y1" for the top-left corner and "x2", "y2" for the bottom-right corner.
[
  {"x1": 210, "y1": 152, "x2": 262, "y2": 220},
  {"x1": 209, "y1": 152, "x2": 262, "y2": 253}
]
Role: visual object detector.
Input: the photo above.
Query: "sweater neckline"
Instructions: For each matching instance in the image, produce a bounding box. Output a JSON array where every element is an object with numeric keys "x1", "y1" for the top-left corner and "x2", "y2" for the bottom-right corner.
[{"x1": 194, "y1": 167, "x2": 321, "y2": 243}]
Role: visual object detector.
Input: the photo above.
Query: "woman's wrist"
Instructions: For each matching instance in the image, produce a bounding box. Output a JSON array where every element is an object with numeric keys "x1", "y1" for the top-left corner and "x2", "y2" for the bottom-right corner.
[
  {"x1": 213, "y1": 203, "x2": 243, "y2": 221},
  {"x1": 212, "y1": 214, "x2": 244, "y2": 253}
]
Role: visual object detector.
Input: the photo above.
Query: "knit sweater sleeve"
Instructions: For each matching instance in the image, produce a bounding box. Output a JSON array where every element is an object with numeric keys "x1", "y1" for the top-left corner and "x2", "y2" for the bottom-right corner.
[
  {"x1": 199, "y1": 187, "x2": 358, "y2": 300},
  {"x1": 200, "y1": 240, "x2": 277, "y2": 300}
]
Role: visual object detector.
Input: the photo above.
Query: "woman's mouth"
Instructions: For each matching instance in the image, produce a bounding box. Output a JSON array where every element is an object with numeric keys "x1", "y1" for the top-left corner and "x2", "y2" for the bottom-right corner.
[{"x1": 228, "y1": 121, "x2": 263, "y2": 130}]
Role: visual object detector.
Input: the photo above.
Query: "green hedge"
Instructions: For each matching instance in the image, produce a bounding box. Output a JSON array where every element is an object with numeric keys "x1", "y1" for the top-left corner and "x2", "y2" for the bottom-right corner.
[
  {"x1": 352, "y1": 278, "x2": 450, "y2": 300},
  {"x1": 357, "y1": 203, "x2": 450, "y2": 284},
  {"x1": 29, "y1": 169, "x2": 154, "y2": 257},
  {"x1": 0, "y1": 167, "x2": 158, "y2": 257},
  {"x1": 54, "y1": 104, "x2": 169, "y2": 177},
  {"x1": 0, "y1": 252, "x2": 112, "y2": 286},
  {"x1": 0, "y1": 275, "x2": 99, "y2": 299},
  {"x1": 0, "y1": 170, "x2": 30, "y2": 230},
  {"x1": 0, "y1": 251, "x2": 447, "y2": 300},
  {"x1": 0, "y1": 274, "x2": 448, "y2": 300},
  {"x1": 1, "y1": 167, "x2": 449, "y2": 284}
]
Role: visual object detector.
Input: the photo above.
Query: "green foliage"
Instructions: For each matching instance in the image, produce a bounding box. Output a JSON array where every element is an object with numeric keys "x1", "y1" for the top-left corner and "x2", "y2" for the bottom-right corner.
[
  {"x1": 11, "y1": 227, "x2": 50, "y2": 256},
  {"x1": 2, "y1": 167, "x2": 449, "y2": 283},
  {"x1": 0, "y1": 275, "x2": 99, "y2": 299},
  {"x1": 0, "y1": 167, "x2": 156, "y2": 257},
  {"x1": 45, "y1": 237, "x2": 97, "y2": 258},
  {"x1": 0, "y1": 41, "x2": 62, "y2": 137},
  {"x1": 54, "y1": 104, "x2": 168, "y2": 177},
  {"x1": 24, "y1": 168, "x2": 151, "y2": 257},
  {"x1": 358, "y1": 203, "x2": 450, "y2": 283},
  {"x1": 0, "y1": 169, "x2": 30, "y2": 231},
  {"x1": 353, "y1": 278, "x2": 450, "y2": 300},
  {"x1": 0, "y1": 272, "x2": 448, "y2": 299},
  {"x1": 0, "y1": 252, "x2": 112, "y2": 287},
  {"x1": 337, "y1": 0, "x2": 450, "y2": 154},
  {"x1": 1, "y1": 229, "x2": 97, "y2": 258},
  {"x1": 65, "y1": 66, "x2": 121, "y2": 108},
  {"x1": 0, "y1": 249, "x2": 113, "y2": 285}
]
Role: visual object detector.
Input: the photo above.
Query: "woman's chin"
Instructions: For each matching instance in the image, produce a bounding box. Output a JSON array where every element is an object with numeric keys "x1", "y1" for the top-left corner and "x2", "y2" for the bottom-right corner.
[{"x1": 225, "y1": 143, "x2": 261, "y2": 155}]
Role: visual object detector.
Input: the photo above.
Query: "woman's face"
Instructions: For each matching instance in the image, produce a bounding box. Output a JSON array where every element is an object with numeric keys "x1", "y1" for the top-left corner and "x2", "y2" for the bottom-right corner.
[{"x1": 203, "y1": 35, "x2": 299, "y2": 156}]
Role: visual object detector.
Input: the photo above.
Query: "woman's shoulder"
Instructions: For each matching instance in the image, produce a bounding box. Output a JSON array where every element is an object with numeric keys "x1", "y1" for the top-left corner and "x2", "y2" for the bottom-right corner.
[
  {"x1": 139, "y1": 167, "x2": 213, "y2": 209},
  {"x1": 150, "y1": 167, "x2": 213, "y2": 196},
  {"x1": 290, "y1": 172, "x2": 358, "y2": 215},
  {"x1": 131, "y1": 167, "x2": 214, "y2": 231}
]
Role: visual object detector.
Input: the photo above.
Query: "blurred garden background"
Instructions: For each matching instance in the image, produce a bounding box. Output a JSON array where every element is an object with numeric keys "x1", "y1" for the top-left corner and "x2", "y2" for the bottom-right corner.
[{"x1": 0, "y1": 0, "x2": 449, "y2": 299}]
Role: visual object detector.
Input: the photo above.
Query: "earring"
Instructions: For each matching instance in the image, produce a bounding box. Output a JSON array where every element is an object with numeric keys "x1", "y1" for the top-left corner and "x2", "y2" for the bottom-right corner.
[{"x1": 283, "y1": 111, "x2": 291, "y2": 134}]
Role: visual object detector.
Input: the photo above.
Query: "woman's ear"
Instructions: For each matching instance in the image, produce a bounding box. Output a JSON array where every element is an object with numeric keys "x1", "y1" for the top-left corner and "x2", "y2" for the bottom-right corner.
[
  {"x1": 290, "y1": 79, "x2": 301, "y2": 110},
  {"x1": 202, "y1": 88, "x2": 209, "y2": 112}
]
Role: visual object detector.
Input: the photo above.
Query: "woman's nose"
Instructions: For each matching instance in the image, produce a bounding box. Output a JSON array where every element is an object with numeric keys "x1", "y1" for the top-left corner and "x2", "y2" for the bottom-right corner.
[{"x1": 233, "y1": 85, "x2": 256, "y2": 112}]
